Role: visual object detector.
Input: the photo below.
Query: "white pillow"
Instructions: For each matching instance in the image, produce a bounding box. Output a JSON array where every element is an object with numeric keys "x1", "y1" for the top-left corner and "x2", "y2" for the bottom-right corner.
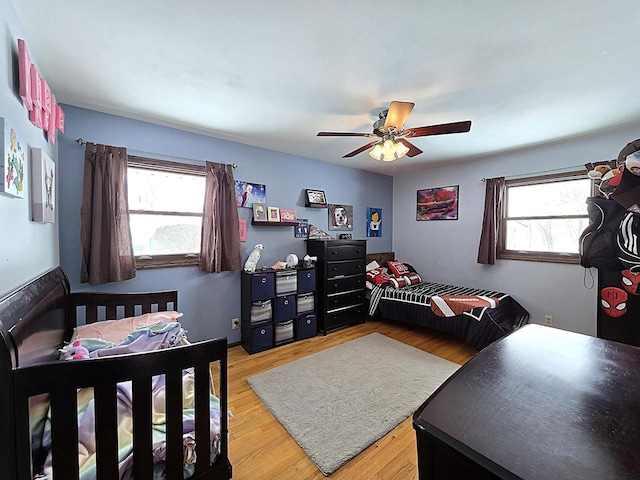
[{"x1": 366, "y1": 260, "x2": 380, "y2": 271}]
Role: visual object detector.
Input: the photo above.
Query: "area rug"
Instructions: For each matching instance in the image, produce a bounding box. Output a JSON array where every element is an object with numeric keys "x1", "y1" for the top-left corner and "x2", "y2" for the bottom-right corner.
[{"x1": 247, "y1": 332, "x2": 460, "y2": 475}]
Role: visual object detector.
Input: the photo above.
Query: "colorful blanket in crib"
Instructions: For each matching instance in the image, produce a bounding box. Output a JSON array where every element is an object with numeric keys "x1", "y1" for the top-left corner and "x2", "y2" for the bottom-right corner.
[{"x1": 36, "y1": 323, "x2": 222, "y2": 480}]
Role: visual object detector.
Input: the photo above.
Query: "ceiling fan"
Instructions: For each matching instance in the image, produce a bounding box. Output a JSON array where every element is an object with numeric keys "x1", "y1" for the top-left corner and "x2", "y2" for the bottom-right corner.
[{"x1": 317, "y1": 101, "x2": 471, "y2": 162}]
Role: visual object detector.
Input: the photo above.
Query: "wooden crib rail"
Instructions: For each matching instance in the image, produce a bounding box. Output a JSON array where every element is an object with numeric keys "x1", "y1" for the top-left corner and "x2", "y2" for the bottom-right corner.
[
  {"x1": 12, "y1": 337, "x2": 229, "y2": 480},
  {"x1": 68, "y1": 290, "x2": 178, "y2": 326}
]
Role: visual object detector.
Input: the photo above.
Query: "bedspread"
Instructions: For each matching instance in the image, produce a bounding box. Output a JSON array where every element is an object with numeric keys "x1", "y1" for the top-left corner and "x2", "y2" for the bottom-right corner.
[
  {"x1": 36, "y1": 324, "x2": 222, "y2": 480},
  {"x1": 369, "y1": 281, "x2": 529, "y2": 350}
]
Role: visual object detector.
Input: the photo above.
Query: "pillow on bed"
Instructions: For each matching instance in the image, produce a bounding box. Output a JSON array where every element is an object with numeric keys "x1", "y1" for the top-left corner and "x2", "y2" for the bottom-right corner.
[
  {"x1": 366, "y1": 260, "x2": 381, "y2": 271},
  {"x1": 387, "y1": 260, "x2": 411, "y2": 277},
  {"x1": 365, "y1": 267, "x2": 390, "y2": 285},
  {"x1": 389, "y1": 273, "x2": 422, "y2": 288},
  {"x1": 73, "y1": 311, "x2": 184, "y2": 345}
]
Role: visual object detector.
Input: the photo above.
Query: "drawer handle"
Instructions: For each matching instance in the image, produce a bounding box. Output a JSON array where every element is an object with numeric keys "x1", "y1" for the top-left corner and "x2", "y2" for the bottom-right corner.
[
  {"x1": 306, "y1": 319, "x2": 311, "y2": 325},
  {"x1": 306, "y1": 272, "x2": 311, "y2": 278},
  {"x1": 261, "y1": 277, "x2": 267, "y2": 284},
  {"x1": 284, "y1": 299, "x2": 289, "y2": 305},
  {"x1": 261, "y1": 329, "x2": 266, "y2": 335}
]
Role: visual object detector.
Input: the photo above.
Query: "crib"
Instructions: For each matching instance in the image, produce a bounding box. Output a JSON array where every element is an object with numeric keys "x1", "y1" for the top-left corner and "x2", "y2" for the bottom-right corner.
[{"x1": 0, "y1": 267, "x2": 232, "y2": 480}]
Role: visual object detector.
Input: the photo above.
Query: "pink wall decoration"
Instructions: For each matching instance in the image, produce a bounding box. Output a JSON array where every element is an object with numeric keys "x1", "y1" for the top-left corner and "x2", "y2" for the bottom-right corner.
[
  {"x1": 17, "y1": 39, "x2": 65, "y2": 145},
  {"x1": 18, "y1": 40, "x2": 32, "y2": 109}
]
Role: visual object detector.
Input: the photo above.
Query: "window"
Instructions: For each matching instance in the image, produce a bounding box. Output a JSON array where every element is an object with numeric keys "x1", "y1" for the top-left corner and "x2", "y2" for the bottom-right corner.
[
  {"x1": 127, "y1": 156, "x2": 205, "y2": 268},
  {"x1": 498, "y1": 171, "x2": 591, "y2": 263}
]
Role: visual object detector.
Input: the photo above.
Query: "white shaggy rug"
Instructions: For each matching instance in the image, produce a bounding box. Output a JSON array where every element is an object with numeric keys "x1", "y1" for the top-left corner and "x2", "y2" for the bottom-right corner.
[{"x1": 247, "y1": 333, "x2": 460, "y2": 475}]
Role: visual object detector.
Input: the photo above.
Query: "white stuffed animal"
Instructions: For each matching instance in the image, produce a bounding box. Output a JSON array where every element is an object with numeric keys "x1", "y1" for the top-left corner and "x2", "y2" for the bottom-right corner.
[{"x1": 244, "y1": 244, "x2": 264, "y2": 273}]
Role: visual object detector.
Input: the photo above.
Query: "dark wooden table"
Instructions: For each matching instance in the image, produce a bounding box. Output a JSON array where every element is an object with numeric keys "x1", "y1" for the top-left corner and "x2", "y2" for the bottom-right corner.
[{"x1": 413, "y1": 324, "x2": 640, "y2": 480}]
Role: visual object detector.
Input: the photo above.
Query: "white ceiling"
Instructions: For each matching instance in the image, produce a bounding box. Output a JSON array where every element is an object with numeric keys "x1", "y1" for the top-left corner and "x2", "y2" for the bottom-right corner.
[{"x1": 11, "y1": 0, "x2": 640, "y2": 174}]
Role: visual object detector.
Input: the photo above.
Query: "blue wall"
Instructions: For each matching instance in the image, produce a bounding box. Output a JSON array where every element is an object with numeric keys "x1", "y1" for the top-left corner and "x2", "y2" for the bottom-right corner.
[{"x1": 57, "y1": 105, "x2": 393, "y2": 342}]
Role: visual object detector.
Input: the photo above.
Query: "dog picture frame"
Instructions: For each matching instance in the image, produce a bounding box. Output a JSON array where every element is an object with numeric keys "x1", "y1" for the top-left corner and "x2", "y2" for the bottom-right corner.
[
  {"x1": 305, "y1": 189, "x2": 327, "y2": 207},
  {"x1": 328, "y1": 204, "x2": 353, "y2": 231}
]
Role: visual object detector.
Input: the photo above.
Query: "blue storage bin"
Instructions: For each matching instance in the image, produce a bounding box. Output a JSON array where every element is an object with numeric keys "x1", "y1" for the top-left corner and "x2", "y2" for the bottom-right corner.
[
  {"x1": 251, "y1": 324, "x2": 273, "y2": 352},
  {"x1": 275, "y1": 295, "x2": 296, "y2": 321},
  {"x1": 251, "y1": 273, "x2": 274, "y2": 300},
  {"x1": 296, "y1": 314, "x2": 316, "y2": 340},
  {"x1": 297, "y1": 269, "x2": 316, "y2": 293}
]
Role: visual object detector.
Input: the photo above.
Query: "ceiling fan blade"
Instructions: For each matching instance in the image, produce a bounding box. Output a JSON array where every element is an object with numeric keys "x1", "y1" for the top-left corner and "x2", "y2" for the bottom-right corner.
[
  {"x1": 405, "y1": 120, "x2": 472, "y2": 138},
  {"x1": 342, "y1": 141, "x2": 380, "y2": 158},
  {"x1": 397, "y1": 138, "x2": 423, "y2": 157},
  {"x1": 383, "y1": 101, "x2": 415, "y2": 131},
  {"x1": 317, "y1": 132, "x2": 372, "y2": 137}
]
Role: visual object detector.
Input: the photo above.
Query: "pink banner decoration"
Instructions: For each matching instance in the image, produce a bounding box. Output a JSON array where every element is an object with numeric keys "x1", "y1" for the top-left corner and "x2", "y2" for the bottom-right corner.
[{"x1": 18, "y1": 39, "x2": 32, "y2": 110}]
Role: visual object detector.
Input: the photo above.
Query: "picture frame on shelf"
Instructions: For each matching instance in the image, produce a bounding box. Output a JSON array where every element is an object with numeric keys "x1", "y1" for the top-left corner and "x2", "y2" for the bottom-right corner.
[
  {"x1": 280, "y1": 209, "x2": 297, "y2": 222},
  {"x1": 267, "y1": 206, "x2": 281, "y2": 222},
  {"x1": 305, "y1": 189, "x2": 327, "y2": 207},
  {"x1": 252, "y1": 203, "x2": 268, "y2": 222}
]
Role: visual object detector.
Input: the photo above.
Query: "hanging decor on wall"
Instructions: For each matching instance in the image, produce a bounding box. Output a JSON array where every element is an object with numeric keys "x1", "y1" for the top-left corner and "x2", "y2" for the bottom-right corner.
[
  {"x1": 1, "y1": 118, "x2": 27, "y2": 198},
  {"x1": 30, "y1": 147, "x2": 55, "y2": 222},
  {"x1": 17, "y1": 39, "x2": 65, "y2": 145},
  {"x1": 366, "y1": 207, "x2": 382, "y2": 237},
  {"x1": 235, "y1": 180, "x2": 266, "y2": 208},
  {"x1": 417, "y1": 185, "x2": 459, "y2": 221},
  {"x1": 328, "y1": 204, "x2": 353, "y2": 231}
]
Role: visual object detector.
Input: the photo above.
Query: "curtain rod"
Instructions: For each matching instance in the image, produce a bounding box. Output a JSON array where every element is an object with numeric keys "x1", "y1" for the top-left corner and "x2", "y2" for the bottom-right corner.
[
  {"x1": 75, "y1": 138, "x2": 237, "y2": 168},
  {"x1": 481, "y1": 164, "x2": 585, "y2": 182}
]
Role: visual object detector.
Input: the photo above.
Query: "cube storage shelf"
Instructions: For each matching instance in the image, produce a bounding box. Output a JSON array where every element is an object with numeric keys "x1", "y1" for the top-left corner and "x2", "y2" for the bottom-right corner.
[{"x1": 241, "y1": 267, "x2": 317, "y2": 354}]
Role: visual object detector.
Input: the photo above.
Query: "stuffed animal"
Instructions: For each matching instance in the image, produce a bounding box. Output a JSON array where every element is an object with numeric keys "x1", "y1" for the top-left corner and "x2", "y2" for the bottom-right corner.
[
  {"x1": 244, "y1": 243, "x2": 264, "y2": 273},
  {"x1": 62, "y1": 340, "x2": 90, "y2": 360}
]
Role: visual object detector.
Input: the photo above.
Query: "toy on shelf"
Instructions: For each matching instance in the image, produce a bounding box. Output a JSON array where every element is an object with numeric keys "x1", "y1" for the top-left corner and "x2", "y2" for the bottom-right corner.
[{"x1": 244, "y1": 243, "x2": 264, "y2": 273}]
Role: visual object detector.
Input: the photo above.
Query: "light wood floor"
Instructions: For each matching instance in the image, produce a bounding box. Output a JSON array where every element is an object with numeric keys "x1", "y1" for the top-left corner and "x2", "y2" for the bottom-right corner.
[{"x1": 225, "y1": 320, "x2": 477, "y2": 479}]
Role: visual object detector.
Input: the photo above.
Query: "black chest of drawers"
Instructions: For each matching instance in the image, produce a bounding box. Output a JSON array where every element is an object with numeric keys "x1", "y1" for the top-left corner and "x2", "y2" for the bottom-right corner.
[{"x1": 307, "y1": 239, "x2": 367, "y2": 334}]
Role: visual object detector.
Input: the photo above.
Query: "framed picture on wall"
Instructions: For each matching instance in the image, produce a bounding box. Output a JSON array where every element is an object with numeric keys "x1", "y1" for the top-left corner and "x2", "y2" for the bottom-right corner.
[
  {"x1": 31, "y1": 147, "x2": 55, "y2": 223},
  {"x1": 417, "y1": 185, "x2": 459, "y2": 221},
  {"x1": 235, "y1": 180, "x2": 266, "y2": 208},
  {"x1": 328, "y1": 204, "x2": 353, "y2": 231},
  {"x1": 366, "y1": 207, "x2": 382, "y2": 237},
  {"x1": 1, "y1": 119, "x2": 27, "y2": 198}
]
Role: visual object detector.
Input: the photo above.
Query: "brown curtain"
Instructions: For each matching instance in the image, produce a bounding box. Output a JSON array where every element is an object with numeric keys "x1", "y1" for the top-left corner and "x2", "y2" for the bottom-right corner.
[
  {"x1": 477, "y1": 177, "x2": 505, "y2": 265},
  {"x1": 199, "y1": 162, "x2": 242, "y2": 273},
  {"x1": 80, "y1": 143, "x2": 136, "y2": 284}
]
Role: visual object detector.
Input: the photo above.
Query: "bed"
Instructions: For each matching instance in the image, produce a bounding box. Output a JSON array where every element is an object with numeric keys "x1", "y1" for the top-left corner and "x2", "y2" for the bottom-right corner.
[
  {"x1": 366, "y1": 253, "x2": 530, "y2": 350},
  {"x1": 0, "y1": 267, "x2": 232, "y2": 480}
]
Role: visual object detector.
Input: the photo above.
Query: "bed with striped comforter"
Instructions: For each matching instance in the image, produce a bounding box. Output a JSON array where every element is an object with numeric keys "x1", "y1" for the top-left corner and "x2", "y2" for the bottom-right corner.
[{"x1": 368, "y1": 281, "x2": 529, "y2": 350}]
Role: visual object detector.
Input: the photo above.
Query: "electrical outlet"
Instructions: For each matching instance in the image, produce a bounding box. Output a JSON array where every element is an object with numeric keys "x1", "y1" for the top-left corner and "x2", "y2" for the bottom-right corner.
[
  {"x1": 231, "y1": 318, "x2": 240, "y2": 330},
  {"x1": 545, "y1": 315, "x2": 553, "y2": 326}
]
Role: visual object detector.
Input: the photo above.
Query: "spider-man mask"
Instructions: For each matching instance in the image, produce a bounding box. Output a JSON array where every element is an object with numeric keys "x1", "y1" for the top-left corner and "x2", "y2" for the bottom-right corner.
[
  {"x1": 600, "y1": 287, "x2": 628, "y2": 318},
  {"x1": 621, "y1": 269, "x2": 640, "y2": 295}
]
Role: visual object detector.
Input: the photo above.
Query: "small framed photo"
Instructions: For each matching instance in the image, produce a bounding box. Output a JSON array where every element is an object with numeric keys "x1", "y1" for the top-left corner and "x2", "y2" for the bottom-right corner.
[
  {"x1": 305, "y1": 189, "x2": 327, "y2": 207},
  {"x1": 280, "y1": 209, "x2": 297, "y2": 222},
  {"x1": 253, "y1": 203, "x2": 268, "y2": 222},
  {"x1": 267, "y1": 206, "x2": 281, "y2": 222}
]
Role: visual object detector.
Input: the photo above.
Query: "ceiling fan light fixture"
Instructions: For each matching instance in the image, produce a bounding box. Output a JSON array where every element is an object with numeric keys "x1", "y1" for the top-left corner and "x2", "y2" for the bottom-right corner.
[
  {"x1": 395, "y1": 141, "x2": 410, "y2": 158},
  {"x1": 369, "y1": 144, "x2": 384, "y2": 160}
]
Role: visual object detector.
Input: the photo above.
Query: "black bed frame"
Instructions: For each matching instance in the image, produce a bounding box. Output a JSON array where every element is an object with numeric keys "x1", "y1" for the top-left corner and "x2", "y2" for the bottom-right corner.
[{"x1": 0, "y1": 267, "x2": 232, "y2": 480}]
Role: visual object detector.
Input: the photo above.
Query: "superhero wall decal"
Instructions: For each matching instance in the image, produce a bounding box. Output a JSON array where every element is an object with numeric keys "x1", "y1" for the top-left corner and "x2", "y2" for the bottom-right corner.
[{"x1": 599, "y1": 269, "x2": 640, "y2": 318}]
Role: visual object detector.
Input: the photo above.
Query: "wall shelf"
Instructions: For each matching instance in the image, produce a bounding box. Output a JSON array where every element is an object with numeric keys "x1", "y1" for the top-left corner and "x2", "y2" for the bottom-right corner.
[{"x1": 251, "y1": 220, "x2": 298, "y2": 226}]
